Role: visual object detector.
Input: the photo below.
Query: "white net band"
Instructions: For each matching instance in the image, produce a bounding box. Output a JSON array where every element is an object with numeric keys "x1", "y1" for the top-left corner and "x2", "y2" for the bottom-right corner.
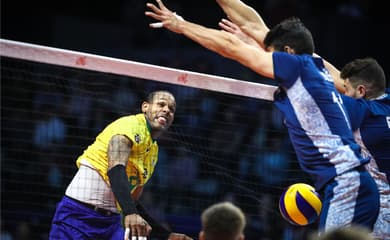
[{"x1": 0, "y1": 38, "x2": 277, "y2": 100}]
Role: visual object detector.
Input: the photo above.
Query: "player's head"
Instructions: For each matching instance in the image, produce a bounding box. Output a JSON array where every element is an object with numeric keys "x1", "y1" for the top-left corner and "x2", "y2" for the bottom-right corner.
[
  {"x1": 199, "y1": 202, "x2": 246, "y2": 240},
  {"x1": 310, "y1": 225, "x2": 373, "y2": 240},
  {"x1": 263, "y1": 17, "x2": 315, "y2": 55},
  {"x1": 340, "y1": 57, "x2": 386, "y2": 99},
  {"x1": 142, "y1": 90, "x2": 176, "y2": 136}
]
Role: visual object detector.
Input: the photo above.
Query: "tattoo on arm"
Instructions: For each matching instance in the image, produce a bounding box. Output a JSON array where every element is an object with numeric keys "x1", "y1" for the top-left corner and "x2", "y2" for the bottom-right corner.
[{"x1": 108, "y1": 135, "x2": 132, "y2": 169}]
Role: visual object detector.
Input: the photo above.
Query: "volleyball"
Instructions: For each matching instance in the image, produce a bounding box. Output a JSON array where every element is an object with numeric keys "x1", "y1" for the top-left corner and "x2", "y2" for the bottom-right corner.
[{"x1": 279, "y1": 183, "x2": 322, "y2": 226}]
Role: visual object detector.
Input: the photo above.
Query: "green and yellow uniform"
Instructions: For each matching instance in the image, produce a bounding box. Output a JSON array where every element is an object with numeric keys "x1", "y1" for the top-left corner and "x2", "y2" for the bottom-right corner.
[{"x1": 77, "y1": 113, "x2": 158, "y2": 192}]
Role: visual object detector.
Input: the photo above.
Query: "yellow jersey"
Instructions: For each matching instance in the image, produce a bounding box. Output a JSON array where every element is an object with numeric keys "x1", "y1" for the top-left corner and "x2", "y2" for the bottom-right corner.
[{"x1": 76, "y1": 113, "x2": 158, "y2": 192}]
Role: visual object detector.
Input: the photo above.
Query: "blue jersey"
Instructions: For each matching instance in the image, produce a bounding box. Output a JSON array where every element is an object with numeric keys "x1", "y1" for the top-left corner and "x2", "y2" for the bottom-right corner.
[
  {"x1": 341, "y1": 90, "x2": 390, "y2": 182},
  {"x1": 272, "y1": 52, "x2": 368, "y2": 190}
]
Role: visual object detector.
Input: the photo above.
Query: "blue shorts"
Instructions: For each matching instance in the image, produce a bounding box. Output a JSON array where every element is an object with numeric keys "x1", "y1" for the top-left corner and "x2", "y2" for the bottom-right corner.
[
  {"x1": 49, "y1": 196, "x2": 123, "y2": 240},
  {"x1": 319, "y1": 166, "x2": 380, "y2": 232}
]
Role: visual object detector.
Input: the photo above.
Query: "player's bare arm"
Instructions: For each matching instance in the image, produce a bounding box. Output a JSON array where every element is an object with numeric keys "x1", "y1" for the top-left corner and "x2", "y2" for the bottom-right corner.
[
  {"x1": 216, "y1": 1, "x2": 346, "y2": 94},
  {"x1": 219, "y1": 18, "x2": 260, "y2": 47},
  {"x1": 107, "y1": 134, "x2": 152, "y2": 239},
  {"x1": 216, "y1": 0, "x2": 269, "y2": 47},
  {"x1": 108, "y1": 134, "x2": 132, "y2": 168},
  {"x1": 145, "y1": 0, "x2": 274, "y2": 79},
  {"x1": 323, "y1": 59, "x2": 345, "y2": 94}
]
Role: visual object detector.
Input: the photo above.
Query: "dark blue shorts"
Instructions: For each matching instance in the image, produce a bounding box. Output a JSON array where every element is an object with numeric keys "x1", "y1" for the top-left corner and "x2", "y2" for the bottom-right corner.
[
  {"x1": 49, "y1": 196, "x2": 123, "y2": 240},
  {"x1": 319, "y1": 166, "x2": 380, "y2": 232}
]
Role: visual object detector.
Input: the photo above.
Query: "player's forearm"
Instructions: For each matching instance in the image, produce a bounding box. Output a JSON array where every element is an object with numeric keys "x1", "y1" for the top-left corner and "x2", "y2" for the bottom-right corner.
[
  {"x1": 108, "y1": 165, "x2": 137, "y2": 215},
  {"x1": 312, "y1": 53, "x2": 344, "y2": 93},
  {"x1": 323, "y1": 59, "x2": 344, "y2": 93},
  {"x1": 178, "y1": 20, "x2": 240, "y2": 60},
  {"x1": 216, "y1": 0, "x2": 268, "y2": 46},
  {"x1": 216, "y1": 0, "x2": 258, "y2": 26},
  {"x1": 178, "y1": 20, "x2": 273, "y2": 79}
]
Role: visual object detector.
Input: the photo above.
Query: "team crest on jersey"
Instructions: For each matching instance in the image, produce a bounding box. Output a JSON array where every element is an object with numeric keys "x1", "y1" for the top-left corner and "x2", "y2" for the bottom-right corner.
[{"x1": 134, "y1": 134, "x2": 141, "y2": 144}]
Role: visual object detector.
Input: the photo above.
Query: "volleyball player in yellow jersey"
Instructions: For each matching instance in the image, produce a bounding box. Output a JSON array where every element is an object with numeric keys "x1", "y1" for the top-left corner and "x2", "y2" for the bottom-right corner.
[{"x1": 49, "y1": 90, "x2": 192, "y2": 240}]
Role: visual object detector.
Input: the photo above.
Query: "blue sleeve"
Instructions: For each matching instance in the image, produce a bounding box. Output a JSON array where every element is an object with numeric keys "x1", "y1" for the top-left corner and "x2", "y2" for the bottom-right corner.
[
  {"x1": 273, "y1": 52, "x2": 301, "y2": 89},
  {"x1": 341, "y1": 95, "x2": 369, "y2": 131}
]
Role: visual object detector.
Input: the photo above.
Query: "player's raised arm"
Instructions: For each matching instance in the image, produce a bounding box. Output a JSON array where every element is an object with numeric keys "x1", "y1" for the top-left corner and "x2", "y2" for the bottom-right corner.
[
  {"x1": 323, "y1": 59, "x2": 345, "y2": 94},
  {"x1": 145, "y1": 0, "x2": 274, "y2": 79},
  {"x1": 216, "y1": 0, "x2": 269, "y2": 48},
  {"x1": 218, "y1": 18, "x2": 261, "y2": 48},
  {"x1": 312, "y1": 53, "x2": 345, "y2": 93}
]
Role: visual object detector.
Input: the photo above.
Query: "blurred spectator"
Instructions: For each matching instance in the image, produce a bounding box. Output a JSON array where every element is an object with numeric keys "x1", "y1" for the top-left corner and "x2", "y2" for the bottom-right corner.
[
  {"x1": 14, "y1": 222, "x2": 32, "y2": 240},
  {"x1": 199, "y1": 201, "x2": 246, "y2": 240},
  {"x1": 254, "y1": 134, "x2": 289, "y2": 186},
  {"x1": 168, "y1": 146, "x2": 199, "y2": 189},
  {"x1": 310, "y1": 225, "x2": 374, "y2": 240},
  {"x1": 66, "y1": 79, "x2": 93, "y2": 129}
]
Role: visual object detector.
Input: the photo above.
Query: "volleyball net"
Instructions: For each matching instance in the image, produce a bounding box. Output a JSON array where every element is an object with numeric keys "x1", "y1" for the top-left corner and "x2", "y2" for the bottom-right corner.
[{"x1": 1, "y1": 39, "x2": 313, "y2": 239}]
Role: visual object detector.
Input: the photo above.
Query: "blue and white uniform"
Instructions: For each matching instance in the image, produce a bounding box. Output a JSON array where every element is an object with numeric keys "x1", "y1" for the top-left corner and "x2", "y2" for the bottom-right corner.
[
  {"x1": 341, "y1": 90, "x2": 390, "y2": 239},
  {"x1": 272, "y1": 52, "x2": 379, "y2": 231}
]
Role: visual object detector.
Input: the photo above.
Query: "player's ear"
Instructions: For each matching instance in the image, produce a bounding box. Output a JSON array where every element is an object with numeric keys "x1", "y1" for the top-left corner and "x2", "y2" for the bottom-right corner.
[
  {"x1": 284, "y1": 46, "x2": 295, "y2": 54},
  {"x1": 356, "y1": 84, "x2": 367, "y2": 98},
  {"x1": 142, "y1": 101, "x2": 149, "y2": 113}
]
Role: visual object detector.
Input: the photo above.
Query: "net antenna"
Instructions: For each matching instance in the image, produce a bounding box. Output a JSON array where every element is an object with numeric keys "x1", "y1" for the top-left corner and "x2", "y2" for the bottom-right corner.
[{"x1": 0, "y1": 38, "x2": 277, "y2": 100}]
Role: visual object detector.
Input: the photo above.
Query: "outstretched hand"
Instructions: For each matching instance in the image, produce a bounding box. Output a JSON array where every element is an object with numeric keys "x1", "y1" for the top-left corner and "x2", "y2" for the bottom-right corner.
[
  {"x1": 218, "y1": 18, "x2": 260, "y2": 47},
  {"x1": 145, "y1": 0, "x2": 184, "y2": 34}
]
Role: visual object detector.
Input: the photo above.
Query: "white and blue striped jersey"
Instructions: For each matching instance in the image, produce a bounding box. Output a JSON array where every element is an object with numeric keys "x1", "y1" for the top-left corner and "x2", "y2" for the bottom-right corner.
[
  {"x1": 341, "y1": 90, "x2": 390, "y2": 183},
  {"x1": 341, "y1": 90, "x2": 390, "y2": 239},
  {"x1": 272, "y1": 52, "x2": 368, "y2": 190}
]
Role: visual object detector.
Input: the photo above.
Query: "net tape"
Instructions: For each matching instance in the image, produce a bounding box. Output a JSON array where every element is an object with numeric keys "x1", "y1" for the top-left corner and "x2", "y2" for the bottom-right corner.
[{"x1": 0, "y1": 38, "x2": 277, "y2": 100}]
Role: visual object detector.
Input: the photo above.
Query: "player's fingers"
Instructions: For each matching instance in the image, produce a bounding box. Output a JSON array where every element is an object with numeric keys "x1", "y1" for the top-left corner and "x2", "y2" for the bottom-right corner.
[
  {"x1": 221, "y1": 18, "x2": 234, "y2": 27},
  {"x1": 155, "y1": 0, "x2": 169, "y2": 11},
  {"x1": 124, "y1": 227, "x2": 130, "y2": 240},
  {"x1": 218, "y1": 22, "x2": 234, "y2": 33},
  {"x1": 221, "y1": 18, "x2": 237, "y2": 30},
  {"x1": 146, "y1": 3, "x2": 163, "y2": 15},
  {"x1": 131, "y1": 227, "x2": 137, "y2": 239},
  {"x1": 146, "y1": 223, "x2": 152, "y2": 235},
  {"x1": 145, "y1": 11, "x2": 164, "y2": 22}
]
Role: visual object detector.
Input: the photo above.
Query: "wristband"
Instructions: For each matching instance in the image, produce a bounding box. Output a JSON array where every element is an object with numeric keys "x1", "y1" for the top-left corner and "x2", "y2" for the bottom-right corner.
[{"x1": 107, "y1": 165, "x2": 137, "y2": 215}]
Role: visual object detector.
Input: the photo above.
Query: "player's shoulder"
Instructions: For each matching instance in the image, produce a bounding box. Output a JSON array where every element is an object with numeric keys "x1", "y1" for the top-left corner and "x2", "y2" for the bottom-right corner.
[
  {"x1": 367, "y1": 98, "x2": 390, "y2": 116},
  {"x1": 114, "y1": 113, "x2": 144, "y2": 123}
]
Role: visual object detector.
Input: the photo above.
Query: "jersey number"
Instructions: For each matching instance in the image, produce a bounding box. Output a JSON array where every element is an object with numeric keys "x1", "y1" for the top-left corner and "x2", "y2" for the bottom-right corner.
[{"x1": 331, "y1": 91, "x2": 351, "y2": 129}]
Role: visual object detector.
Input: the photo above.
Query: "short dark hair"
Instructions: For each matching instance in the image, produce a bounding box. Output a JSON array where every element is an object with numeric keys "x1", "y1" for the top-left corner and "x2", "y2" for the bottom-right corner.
[
  {"x1": 340, "y1": 57, "x2": 386, "y2": 98},
  {"x1": 264, "y1": 17, "x2": 315, "y2": 55},
  {"x1": 146, "y1": 90, "x2": 175, "y2": 103}
]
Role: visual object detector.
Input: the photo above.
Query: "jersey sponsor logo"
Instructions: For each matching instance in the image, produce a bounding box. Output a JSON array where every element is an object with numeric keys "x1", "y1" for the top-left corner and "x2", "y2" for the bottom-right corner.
[{"x1": 129, "y1": 175, "x2": 139, "y2": 188}]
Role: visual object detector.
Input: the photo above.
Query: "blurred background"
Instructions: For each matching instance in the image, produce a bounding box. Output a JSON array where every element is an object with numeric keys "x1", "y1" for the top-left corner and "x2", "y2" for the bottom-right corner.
[
  {"x1": 1, "y1": 0, "x2": 389, "y2": 240},
  {"x1": 2, "y1": 0, "x2": 389, "y2": 78}
]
